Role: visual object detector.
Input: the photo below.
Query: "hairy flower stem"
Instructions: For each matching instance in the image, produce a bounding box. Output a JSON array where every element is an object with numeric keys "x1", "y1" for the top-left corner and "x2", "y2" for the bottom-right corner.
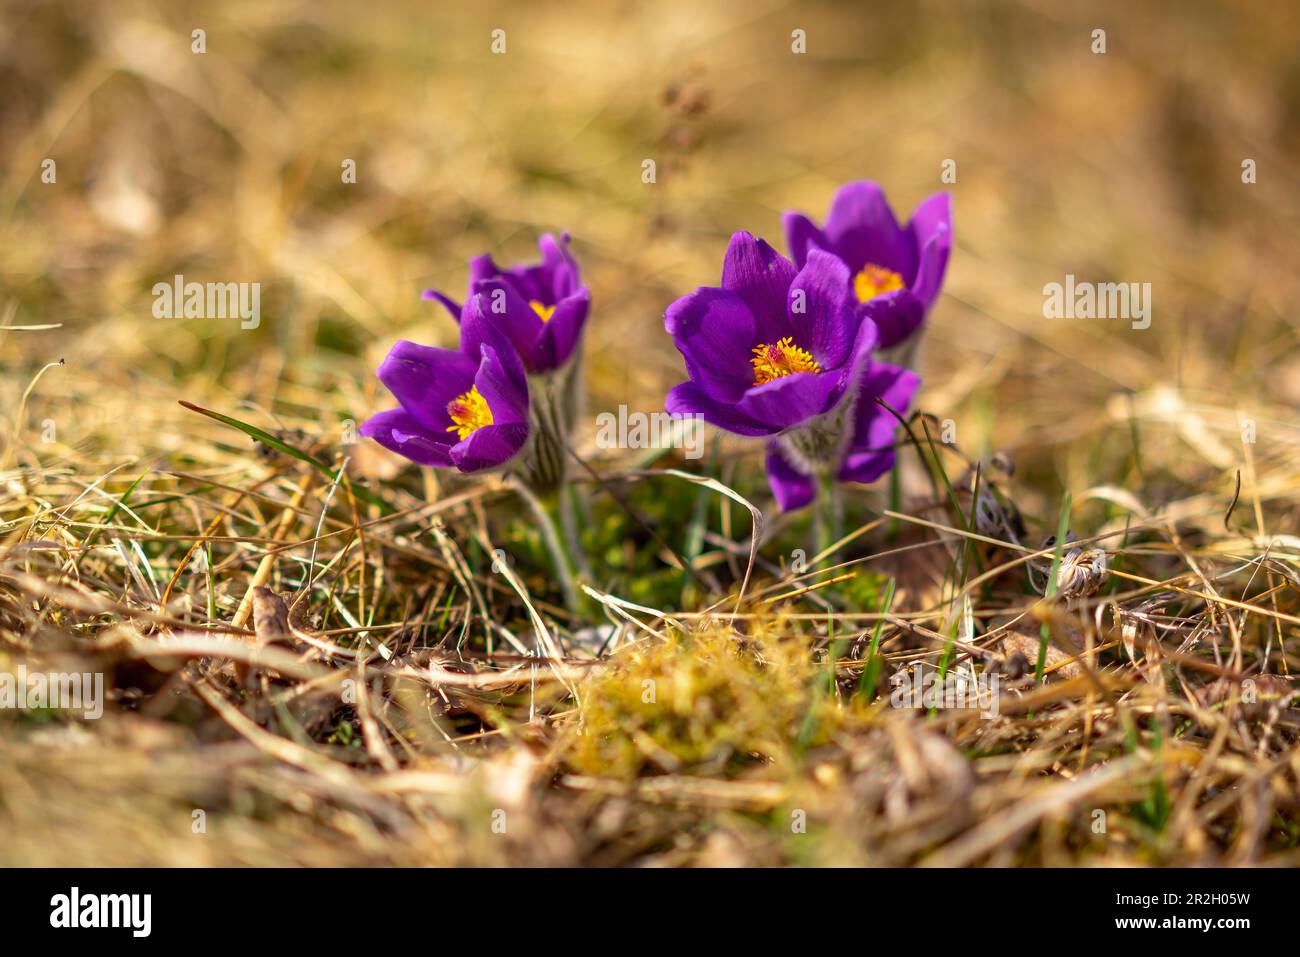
[
  {"x1": 826, "y1": 482, "x2": 844, "y2": 551},
  {"x1": 813, "y1": 490, "x2": 827, "y2": 561},
  {"x1": 559, "y1": 484, "x2": 595, "y2": 581},
  {"x1": 813, "y1": 475, "x2": 844, "y2": 561},
  {"x1": 779, "y1": 395, "x2": 852, "y2": 552},
  {"x1": 511, "y1": 478, "x2": 581, "y2": 615},
  {"x1": 507, "y1": 358, "x2": 593, "y2": 615}
]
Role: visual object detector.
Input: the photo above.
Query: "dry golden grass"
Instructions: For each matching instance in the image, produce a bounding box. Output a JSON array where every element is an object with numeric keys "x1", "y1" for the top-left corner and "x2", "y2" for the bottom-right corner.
[{"x1": 2, "y1": 0, "x2": 1300, "y2": 865}]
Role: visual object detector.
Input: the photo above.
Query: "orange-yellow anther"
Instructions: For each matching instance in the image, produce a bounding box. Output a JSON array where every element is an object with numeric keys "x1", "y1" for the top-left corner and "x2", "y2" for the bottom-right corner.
[
  {"x1": 445, "y1": 385, "x2": 493, "y2": 441},
  {"x1": 750, "y1": 336, "x2": 821, "y2": 385},
  {"x1": 853, "y1": 263, "x2": 906, "y2": 302}
]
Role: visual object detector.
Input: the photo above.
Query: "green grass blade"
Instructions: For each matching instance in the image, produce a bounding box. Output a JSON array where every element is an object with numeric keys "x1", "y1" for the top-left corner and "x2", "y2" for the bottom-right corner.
[{"x1": 1035, "y1": 491, "x2": 1072, "y2": 682}]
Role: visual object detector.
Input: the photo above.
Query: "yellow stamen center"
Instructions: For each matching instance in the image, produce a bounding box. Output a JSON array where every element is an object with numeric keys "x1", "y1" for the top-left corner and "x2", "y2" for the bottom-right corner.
[
  {"x1": 853, "y1": 263, "x2": 906, "y2": 302},
  {"x1": 529, "y1": 300, "x2": 555, "y2": 323},
  {"x1": 750, "y1": 336, "x2": 821, "y2": 386},
  {"x1": 445, "y1": 385, "x2": 493, "y2": 441}
]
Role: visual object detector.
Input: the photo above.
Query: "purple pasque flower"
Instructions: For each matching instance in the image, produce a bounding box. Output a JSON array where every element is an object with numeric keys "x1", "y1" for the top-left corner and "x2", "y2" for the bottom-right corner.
[
  {"x1": 764, "y1": 362, "x2": 920, "y2": 512},
  {"x1": 424, "y1": 232, "x2": 590, "y2": 374},
  {"x1": 359, "y1": 329, "x2": 530, "y2": 474},
  {"x1": 783, "y1": 181, "x2": 951, "y2": 349},
  {"x1": 664, "y1": 231, "x2": 879, "y2": 439}
]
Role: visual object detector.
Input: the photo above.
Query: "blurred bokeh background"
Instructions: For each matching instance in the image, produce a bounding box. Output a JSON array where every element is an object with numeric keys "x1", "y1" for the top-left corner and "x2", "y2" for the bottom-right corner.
[{"x1": 4, "y1": 0, "x2": 1300, "y2": 506}]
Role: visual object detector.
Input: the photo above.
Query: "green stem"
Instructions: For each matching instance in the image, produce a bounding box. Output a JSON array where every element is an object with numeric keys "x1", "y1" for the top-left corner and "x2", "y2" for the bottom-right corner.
[
  {"x1": 505, "y1": 360, "x2": 595, "y2": 615},
  {"x1": 559, "y1": 482, "x2": 594, "y2": 581},
  {"x1": 1035, "y1": 492, "x2": 1073, "y2": 683},
  {"x1": 813, "y1": 479, "x2": 828, "y2": 562},
  {"x1": 513, "y1": 478, "x2": 581, "y2": 615},
  {"x1": 827, "y1": 481, "x2": 844, "y2": 547},
  {"x1": 814, "y1": 474, "x2": 843, "y2": 560}
]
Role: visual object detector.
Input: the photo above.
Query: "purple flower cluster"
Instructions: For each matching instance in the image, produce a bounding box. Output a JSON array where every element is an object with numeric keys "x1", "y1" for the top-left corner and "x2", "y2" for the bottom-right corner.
[
  {"x1": 664, "y1": 181, "x2": 950, "y2": 510},
  {"x1": 360, "y1": 181, "x2": 950, "y2": 518},
  {"x1": 361, "y1": 234, "x2": 588, "y2": 479}
]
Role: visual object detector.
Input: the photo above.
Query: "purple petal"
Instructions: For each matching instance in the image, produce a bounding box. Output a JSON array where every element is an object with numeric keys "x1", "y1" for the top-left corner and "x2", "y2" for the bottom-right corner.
[
  {"x1": 360, "y1": 408, "x2": 455, "y2": 468},
  {"x1": 736, "y1": 371, "x2": 844, "y2": 432},
  {"x1": 838, "y1": 364, "x2": 920, "y2": 484},
  {"x1": 858, "y1": 289, "x2": 923, "y2": 349},
  {"x1": 666, "y1": 381, "x2": 774, "y2": 437},
  {"x1": 375, "y1": 340, "x2": 478, "y2": 432},
  {"x1": 474, "y1": 343, "x2": 528, "y2": 425},
  {"x1": 720, "y1": 232, "x2": 797, "y2": 343},
  {"x1": 532, "y1": 288, "x2": 589, "y2": 372},
  {"x1": 766, "y1": 442, "x2": 817, "y2": 512},
  {"x1": 451, "y1": 423, "x2": 529, "y2": 473},
  {"x1": 837, "y1": 304, "x2": 881, "y2": 389},
  {"x1": 537, "y1": 233, "x2": 582, "y2": 301},
  {"x1": 499, "y1": 234, "x2": 580, "y2": 305},
  {"x1": 823, "y1": 181, "x2": 914, "y2": 280},
  {"x1": 664, "y1": 287, "x2": 759, "y2": 403},
  {"x1": 837, "y1": 446, "x2": 897, "y2": 485},
  {"x1": 787, "y1": 248, "x2": 856, "y2": 369},
  {"x1": 468, "y1": 253, "x2": 504, "y2": 290},
  {"x1": 849, "y1": 362, "x2": 920, "y2": 448},
  {"x1": 907, "y1": 193, "x2": 952, "y2": 311},
  {"x1": 421, "y1": 288, "x2": 463, "y2": 323},
  {"x1": 781, "y1": 211, "x2": 829, "y2": 270},
  {"x1": 461, "y1": 279, "x2": 545, "y2": 367}
]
